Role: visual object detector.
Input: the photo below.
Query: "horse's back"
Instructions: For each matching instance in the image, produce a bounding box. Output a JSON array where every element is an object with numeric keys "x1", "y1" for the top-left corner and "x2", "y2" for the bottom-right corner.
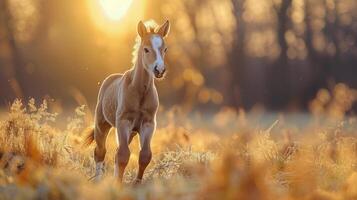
[
  {"x1": 102, "y1": 73, "x2": 123, "y2": 88},
  {"x1": 98, "y1": 73, "x2": 123, "y2": 99}
]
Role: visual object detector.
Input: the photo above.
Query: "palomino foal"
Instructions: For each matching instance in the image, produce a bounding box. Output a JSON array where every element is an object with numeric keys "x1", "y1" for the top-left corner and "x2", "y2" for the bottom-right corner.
[{"x1": 84, "y1": 20, "x2": 170, "y2": 183}]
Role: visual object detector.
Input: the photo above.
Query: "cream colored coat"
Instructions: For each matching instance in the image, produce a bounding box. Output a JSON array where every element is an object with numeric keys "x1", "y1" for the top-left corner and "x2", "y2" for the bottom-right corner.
[{"x1": 84, "y1": 20, "x2": 170, "y2": 183}]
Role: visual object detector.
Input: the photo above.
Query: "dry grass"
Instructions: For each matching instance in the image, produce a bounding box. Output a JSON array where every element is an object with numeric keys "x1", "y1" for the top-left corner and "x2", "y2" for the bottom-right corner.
[{"x1": 0, "y1": 83, "x2": 357, "y2": 200}]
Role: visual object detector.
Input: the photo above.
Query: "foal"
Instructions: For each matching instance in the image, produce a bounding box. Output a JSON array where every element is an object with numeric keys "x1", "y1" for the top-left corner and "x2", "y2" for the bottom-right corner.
[{"x1": 84, "y1": 20, "x2": 170, "y2": 183}]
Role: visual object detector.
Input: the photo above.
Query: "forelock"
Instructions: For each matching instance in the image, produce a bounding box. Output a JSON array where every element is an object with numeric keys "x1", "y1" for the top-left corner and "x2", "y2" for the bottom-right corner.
[{"x1": 144, "y1": 20, "x2": 159, "y2": 34}]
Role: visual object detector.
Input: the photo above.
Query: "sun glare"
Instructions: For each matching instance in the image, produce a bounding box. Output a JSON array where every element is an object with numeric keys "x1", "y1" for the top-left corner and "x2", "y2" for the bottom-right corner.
[
  {"x1": 99, "y1": 0, "x2": 133, "y2": 21},
  {"x1": 88, "y1": 0, "x2": 144, "y2": 34}
]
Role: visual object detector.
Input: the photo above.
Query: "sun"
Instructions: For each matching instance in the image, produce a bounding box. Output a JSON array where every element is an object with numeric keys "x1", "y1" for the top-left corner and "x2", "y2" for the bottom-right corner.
[
  {"x1": 87, "y1": 0, "x2": 144, "y2": 33},
  {"x1": 99, "y1": 0, "x2": 133, "y2": 21}
]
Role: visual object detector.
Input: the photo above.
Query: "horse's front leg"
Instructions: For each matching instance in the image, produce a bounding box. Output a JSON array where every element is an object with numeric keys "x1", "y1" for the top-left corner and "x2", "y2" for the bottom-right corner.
[
  {"x1": 135, "y1": 121, "x2": 155, "y2": 184},
  {"x1": 114, "y1": 119, "x2": 132, "y2": 182}
]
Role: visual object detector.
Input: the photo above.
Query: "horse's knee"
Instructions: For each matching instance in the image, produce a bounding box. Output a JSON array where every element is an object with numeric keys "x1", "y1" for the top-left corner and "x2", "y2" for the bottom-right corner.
[
  {"x1": 116, "y1": 146, "x2": 130, "y2": 166},
  {"x1": 139, "y1": 149, "x2": 152, "y2": 167}
]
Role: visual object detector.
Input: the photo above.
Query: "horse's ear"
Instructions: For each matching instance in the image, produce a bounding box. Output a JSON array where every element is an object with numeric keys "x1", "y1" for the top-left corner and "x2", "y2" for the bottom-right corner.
[
  {"x1": 137, "y1": 21, "x2": 147, "y2": 37},
  {"x1": 157, "y1": 20, "x2": 170, "y2": 38}
]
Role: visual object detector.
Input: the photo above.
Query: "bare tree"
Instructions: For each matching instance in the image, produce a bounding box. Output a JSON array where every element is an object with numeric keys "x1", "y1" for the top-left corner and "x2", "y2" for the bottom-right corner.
[
  {"x1": 227, "y1": 0, "x2": 246, "y2": 109},
  {"x1": 268, "y1": 0, "x2": 293, "y2": 108},
  {"x1": 0, "y1": 0, "x2": 26, "y2": 98}
]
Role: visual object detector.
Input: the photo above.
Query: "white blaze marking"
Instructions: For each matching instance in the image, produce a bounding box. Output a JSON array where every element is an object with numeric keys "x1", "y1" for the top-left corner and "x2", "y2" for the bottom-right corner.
[{"x1": 151, "y1": 35, "x2": 164, "y2": 72}]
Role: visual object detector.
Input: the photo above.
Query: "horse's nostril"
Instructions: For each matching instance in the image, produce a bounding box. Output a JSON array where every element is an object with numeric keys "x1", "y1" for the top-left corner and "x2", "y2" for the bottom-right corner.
[{"x1": 154, "y1": 66, "x2": 159, "y2": 73}]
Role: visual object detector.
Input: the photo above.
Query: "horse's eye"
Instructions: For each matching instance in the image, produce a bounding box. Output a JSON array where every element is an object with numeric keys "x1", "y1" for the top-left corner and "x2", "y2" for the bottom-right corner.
[
  {"x1": 164, "y1": 47, "x2": 168, "y2": 53},
  {"x1": 144, "y1": 48, "x2": 149, "y2": 53}
]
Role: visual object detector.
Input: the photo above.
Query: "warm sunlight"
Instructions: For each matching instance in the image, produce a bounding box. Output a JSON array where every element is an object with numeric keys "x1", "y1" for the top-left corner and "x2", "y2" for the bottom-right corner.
[
  {"x1": 99, "y1": 0, "x2": 133, "y2": 21},
  {"x1": 87, "y1": 0, "x2": 144, "y2": 34},
  {"x1": 2, "y1": 0, "x2": 357, "y2": 199}
]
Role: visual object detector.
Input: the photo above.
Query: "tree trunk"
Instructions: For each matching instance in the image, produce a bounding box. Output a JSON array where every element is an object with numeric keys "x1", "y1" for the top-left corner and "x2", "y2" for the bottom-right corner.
[
  {"x1": 0, "y1": 0, "x2": 27, "y2": 98},
  {"x1": 227, "y1": 0, "x2": 246, "y2": 109},
  {"x1": 268, "y1": 0, "x2": 293, "y2": 109}
]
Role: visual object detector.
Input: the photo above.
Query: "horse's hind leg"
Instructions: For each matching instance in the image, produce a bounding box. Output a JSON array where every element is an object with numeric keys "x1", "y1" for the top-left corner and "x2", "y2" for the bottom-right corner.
[{"x1": 93, "y1": 113, "x2": 111, "y2": 181}]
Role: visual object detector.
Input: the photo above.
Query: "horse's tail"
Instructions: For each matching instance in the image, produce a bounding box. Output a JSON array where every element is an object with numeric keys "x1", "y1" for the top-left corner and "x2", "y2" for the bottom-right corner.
[{"x1": 82, "y1": 126, "x2": 95, "y2": 147}]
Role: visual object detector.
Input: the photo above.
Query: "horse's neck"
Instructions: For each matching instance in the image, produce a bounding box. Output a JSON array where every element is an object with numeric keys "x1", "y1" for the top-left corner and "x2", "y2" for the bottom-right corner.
[{"x1": 131, "y1": 48, "x2": 154, "y2": 93}]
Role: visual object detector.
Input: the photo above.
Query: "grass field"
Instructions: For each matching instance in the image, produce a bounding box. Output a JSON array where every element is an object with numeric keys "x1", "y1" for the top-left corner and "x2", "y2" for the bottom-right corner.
[{"x1": 0, "y1": 84, "x2": 357, "y2": 200}]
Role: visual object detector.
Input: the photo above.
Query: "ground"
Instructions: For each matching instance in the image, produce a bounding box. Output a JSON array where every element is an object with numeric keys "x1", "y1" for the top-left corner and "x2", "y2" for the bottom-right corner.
[{"x1": 0, "y1": 87, "x2": 357, "y2": 200}]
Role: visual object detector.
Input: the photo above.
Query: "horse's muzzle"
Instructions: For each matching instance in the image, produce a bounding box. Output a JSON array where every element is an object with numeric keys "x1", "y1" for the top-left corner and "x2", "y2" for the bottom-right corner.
[{"x1": 154, "y1": 66, "x2": 166, "y2": 78}]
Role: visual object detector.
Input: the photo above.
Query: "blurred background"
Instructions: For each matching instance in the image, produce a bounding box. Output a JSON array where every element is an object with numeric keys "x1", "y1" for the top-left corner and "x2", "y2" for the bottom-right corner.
[{"x1": 0, "y1": 0, "x2": 357, "y2": 113}]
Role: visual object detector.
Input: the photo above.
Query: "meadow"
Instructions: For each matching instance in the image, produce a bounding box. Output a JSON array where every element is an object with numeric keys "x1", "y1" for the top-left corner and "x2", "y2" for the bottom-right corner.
[{"x1": 0, "y1": 83, "x2": 357, "y2": 200}]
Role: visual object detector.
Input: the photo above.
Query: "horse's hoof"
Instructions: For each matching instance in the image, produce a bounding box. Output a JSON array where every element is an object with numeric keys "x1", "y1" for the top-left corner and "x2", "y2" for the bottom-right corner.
[
  {"x1": 94, "y1": 176, "x2": 102, "y2": 183},
  {"x1": 88, "y1": 173, "x2": 104, "y2": 183},
  {"x1": 133, "y1": 178, "x2": 142, "y2": 186},
  {"x1": 92, "y1": 162, "x2": 105, "y2": 182}
]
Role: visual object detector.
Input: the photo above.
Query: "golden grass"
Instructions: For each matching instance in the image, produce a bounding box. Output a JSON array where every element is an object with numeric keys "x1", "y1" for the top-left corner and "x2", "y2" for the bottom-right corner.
[{"x1": 0, "y1": 83, "x2": 357, "y2": 200}]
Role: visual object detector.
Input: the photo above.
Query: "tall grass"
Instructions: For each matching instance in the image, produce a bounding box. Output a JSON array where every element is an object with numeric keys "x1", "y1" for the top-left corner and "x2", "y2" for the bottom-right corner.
[{"x1": 0, "y1": 83, "x2": 357, "y2": 200}]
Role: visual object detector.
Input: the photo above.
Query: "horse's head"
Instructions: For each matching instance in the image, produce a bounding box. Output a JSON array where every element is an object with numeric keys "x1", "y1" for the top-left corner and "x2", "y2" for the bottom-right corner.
[{"x1": 137, "y1": 20, "x2": 170, "y2": 79}]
